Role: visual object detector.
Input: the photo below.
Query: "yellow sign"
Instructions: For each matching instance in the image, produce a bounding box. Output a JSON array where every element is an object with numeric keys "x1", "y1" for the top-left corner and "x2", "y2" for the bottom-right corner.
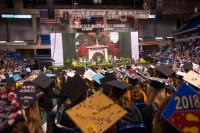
[{"x1": 66, "y1": 91, "x2": 127, "y2": 133}]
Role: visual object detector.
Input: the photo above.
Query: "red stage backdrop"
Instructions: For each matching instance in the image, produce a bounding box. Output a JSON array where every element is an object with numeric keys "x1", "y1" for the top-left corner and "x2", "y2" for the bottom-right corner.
[{"x1": 75, "y1": 32, "x2": 119, "y2": 63}]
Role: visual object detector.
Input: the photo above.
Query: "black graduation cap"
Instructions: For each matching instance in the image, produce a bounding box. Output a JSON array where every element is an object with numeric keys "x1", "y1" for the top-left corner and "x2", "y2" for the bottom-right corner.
[
  {"x1": 20, "y1": 71, "x2": 28, "y2": 78},
  {"x1": 182, "y1": 63, "x2": 193, "y2": 71},
  {"x1": 105, "y1": 80, "x2": 132, "y2": 96},
  {"x1": 99, "y1": 74, "x2": 116, "y2": 95},
  {"x1": 147, "y1": 79, "x2": 165, "y2": 89},
  {"x1": 77, "y1": 67, "x2": 85, "y2": 75},
  {"x1": 156, "y1": 65, "x2": 175, "y2": 78},
  {"x1": 32, "y1": 74, "x2": 55, "y2": 89},
  {"x1": 126, "y1": 65, "x2": 132, "y2": 70},
  {"x1": 128, "y1": 77, "x2": 139, "y2": 86},
  {"x1": 6, "y1": 77, "x2": 16, "y2": 86},
  {"x1": 4, "y1": 73, "x2": 10, "y2": 80},
  {"x1": 62, "y1": 74, "x2": 89, "y2": 103},
  {"x1": 14, "y1": 82, "x2": 44, "y2": 109}
]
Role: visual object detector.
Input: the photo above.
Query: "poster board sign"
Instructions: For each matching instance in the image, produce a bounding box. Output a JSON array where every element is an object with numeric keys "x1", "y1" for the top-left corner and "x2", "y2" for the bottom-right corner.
[
  {"x1": 183, "y1": 71, "x2": 200, "y2": 89},
  {"x1": 66, "y1": 91, "x2": 127, "y2": 133},
  {"x1": 161, "y1": 82, "x2": 200, "y2": 133}
]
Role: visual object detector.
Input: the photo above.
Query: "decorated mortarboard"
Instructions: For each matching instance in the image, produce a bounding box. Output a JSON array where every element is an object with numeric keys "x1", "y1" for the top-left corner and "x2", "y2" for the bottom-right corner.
[
  {"x1": 0, "y1": 86, "x2": 22, "y2": 132},
  {"x1": 161, "y1": 82, "x2": 200, "y2": 133},
  {"x1": 66, "y1": 91, "x2": 127, "y2": 133},
  {"x1": 92, "y1": 73, "x2": 104, "y2": 84},
  {"x1": 147, "y1": 78, "x2": 165, "y2": 89},
  {"x1": 12, "y1": 74, "x2": 20, "y2": 81},
  {"x1": 156, "y1": 65, "x2": 175, "y2": 78},
  {"x1": 32, "y1": 74, "x2": 55, "y2": 89},
  {"x1": 113, "y1": 71, "x2": 127, "y2": 81},
  {"x1": 14, "y1": 82, "x2": 44, "y2": 109},
  {"x1": 183, "y1": 71, "x2": 200, "y2": 89},
  {"x1": 84, "y1": 69, "x2": 96, "y2": 81},
  {"x1": 67, "y1": 71, "x2": 75, "y2": 78},
  {"x1": 182, "y1": 63, "x2": 193, "y2": 71},
  {"x1": 62, "y1": 74, "x2": 89, "y2": 103}
]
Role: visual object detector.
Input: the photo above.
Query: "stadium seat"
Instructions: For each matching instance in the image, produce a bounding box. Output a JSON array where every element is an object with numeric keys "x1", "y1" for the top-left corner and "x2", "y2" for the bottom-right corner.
[
  {"x1": 132, "y1": 102, "x2": 147, "y2": 111},
  {"x1": 119, "y1": 124, "x2": 148, "y2": 133}
]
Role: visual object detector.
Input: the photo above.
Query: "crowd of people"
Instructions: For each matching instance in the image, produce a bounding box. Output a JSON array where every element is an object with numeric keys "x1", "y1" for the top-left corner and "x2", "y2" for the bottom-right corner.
[
  {"x1": 0, "y1": 41, "x2": 199, "y2": 133},
  {"x1": 158, "y1": 38, "x2": 200, "y2": 65},
  {"x1": 0, "y1": 49, "x2": 29, "y2": 73}
]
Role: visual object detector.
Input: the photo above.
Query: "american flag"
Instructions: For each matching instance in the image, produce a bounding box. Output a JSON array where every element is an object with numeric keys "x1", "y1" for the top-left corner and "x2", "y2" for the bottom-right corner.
[{"x1": 40, "y1": 10, "x2": 60, "y2": 24}]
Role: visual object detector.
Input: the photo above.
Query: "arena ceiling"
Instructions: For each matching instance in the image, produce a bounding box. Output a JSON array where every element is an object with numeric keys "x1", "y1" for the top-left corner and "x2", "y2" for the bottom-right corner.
[{"x1": 0, "y1": 0, "x2": 199, "y2": 20}]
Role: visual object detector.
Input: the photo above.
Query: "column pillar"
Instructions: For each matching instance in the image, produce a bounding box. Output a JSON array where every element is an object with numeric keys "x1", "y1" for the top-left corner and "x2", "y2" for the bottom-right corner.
[
  {"x1": 104, "y1": 48, "x2": 108, "y2": 61},
  {"x1": 34, "y1": 49, "x2": 37, "y2": 54},
  {"x1": 69, "y1": 17, "x2": 74, "y2": 33},
  {"x1": 103, "y1": 17, "x2": 107, "y2": 31},
  {"x1": 32, "y1": 14, "x2": 38, "y2": 44}
]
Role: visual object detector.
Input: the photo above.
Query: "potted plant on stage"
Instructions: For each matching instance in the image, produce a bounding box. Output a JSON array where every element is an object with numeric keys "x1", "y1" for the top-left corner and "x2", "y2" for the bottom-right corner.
[{"x1": 66, "y1": 59, "x2": 70, "y2": 67}]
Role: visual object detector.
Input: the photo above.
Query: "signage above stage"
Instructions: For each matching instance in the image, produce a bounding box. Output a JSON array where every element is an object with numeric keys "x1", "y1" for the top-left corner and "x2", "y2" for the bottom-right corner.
[
  {"x1": 70, "y1": 24, "x2": 125, "y2": 29},
  {"x1": 1, "y1": 14, "x2": 32, "y2": 19},
  {"x1": 139, "y1": 40, "x2": 171, "y2": 46}
]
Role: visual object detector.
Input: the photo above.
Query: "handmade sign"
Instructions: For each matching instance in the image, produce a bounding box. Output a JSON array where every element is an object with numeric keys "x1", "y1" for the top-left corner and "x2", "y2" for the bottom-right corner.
[
  {"x1": 161, "y1": 82, "x2": 200, "y2": 133},
  {"x1": 66, "y1": 91, "x2": 127, "y2": 133},
  {"x1": 183, "y1": 71, "x2": 200, "y2": 89},
  {"x1": 92, "y1": 73, "x2": 104, "y2": 84},
  {"x1": 14, "y1": 82, "x2": 44, "y2": 109},
  {"x1": 84, "y1": 69, "x2": 96, "y2": 81}
]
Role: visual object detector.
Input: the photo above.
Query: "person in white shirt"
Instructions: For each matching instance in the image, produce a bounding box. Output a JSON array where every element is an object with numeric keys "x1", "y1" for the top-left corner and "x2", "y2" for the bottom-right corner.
[{"x1": 43, "y1": 66, "x2": 47, "y2": 73}]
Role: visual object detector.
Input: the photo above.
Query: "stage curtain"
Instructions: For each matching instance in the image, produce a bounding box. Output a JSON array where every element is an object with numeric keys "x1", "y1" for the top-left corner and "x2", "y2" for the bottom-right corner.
[
  {"x1": 62, "y1": 33, "x2": 76, "y2": 63},
  {"x1": 119, "y1": 32, "x2": 132, "y2": 58}
]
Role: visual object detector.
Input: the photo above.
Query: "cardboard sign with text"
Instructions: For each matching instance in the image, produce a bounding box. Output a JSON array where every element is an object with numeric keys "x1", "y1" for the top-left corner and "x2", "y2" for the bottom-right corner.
[
  {"x1": 66, "y1": 91, "x2": 127, "y2": 133},
  {"x1": 161, "y1": 82, "x2": 200, "y2": 133},
  {"x1": 183, "y1": 71, "x2": 200, "y2": 89}
]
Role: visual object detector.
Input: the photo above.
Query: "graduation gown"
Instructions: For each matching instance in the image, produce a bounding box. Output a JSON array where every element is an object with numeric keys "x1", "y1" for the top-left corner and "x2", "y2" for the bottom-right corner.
[
  {"x1": 142, "y1": 102, "x2": 158, "y2": 133},
  {"x1": 117, "y1": 105, "x2": 143, "y2": 127},
  {"x1": 55, "y1": 104, "x2": 80, "y2": 133}
]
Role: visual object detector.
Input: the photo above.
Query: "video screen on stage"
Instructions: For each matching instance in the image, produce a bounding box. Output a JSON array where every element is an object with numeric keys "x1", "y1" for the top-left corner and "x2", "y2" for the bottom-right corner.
[
  {"x1": 75, "y1": 32, "x2": 119, "y2": 63},
  {"x1": 73, "y1": 17, "x2": 103, "y2": 25}
]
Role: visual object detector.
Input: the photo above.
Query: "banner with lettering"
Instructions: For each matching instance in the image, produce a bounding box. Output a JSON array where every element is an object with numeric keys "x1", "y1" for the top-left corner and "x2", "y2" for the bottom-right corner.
[
  {"x1": 161, "y1": 82, "x2": 200, "y2": 133},
  {"x1": 66, "y1": 91, "x2": 127, "y2": 133},
  {"x1": 14, "y1": 82, "x2": 44, "y2": 109}
]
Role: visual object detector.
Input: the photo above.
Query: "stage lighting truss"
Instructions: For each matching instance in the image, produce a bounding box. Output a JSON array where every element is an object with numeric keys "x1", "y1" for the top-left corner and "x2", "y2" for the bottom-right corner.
[
  {"x1": 70, "y1": 24, "x2": 125, "y2": 29},
  {"x1": 68, "y1": 10, "x2": 150, "y2": 19}
]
